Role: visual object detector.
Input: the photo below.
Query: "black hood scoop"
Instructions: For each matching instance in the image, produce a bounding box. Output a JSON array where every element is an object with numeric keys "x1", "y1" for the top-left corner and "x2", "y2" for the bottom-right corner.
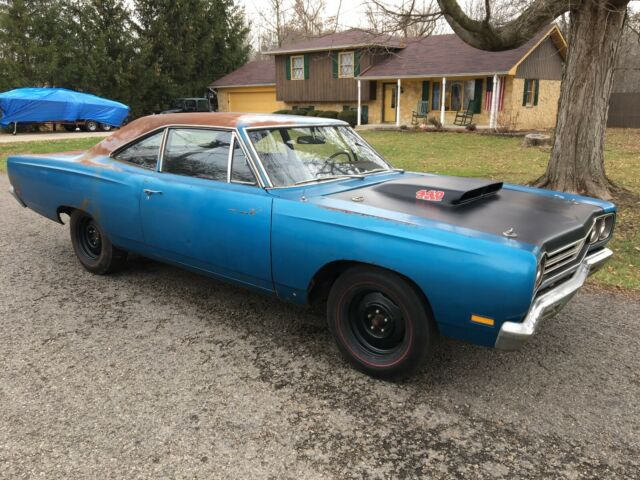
[{"x1": 373, "y1": 175, "x2": 503, "y2": 207}]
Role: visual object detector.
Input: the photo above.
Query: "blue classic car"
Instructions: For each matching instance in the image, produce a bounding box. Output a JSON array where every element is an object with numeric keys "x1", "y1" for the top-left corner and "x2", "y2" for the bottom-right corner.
[{"x1": 7, "y1": 113, "x2": 616, "y2": 379}]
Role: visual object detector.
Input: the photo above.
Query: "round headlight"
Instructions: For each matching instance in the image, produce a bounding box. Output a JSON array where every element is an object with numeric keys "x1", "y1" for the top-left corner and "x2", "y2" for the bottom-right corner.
[
  {"x1": 598, "y1": 215, "x2": 615, "y2": 241},
  {"x1": 589, "y1": 227, "x2": 599, "y2": 244}
]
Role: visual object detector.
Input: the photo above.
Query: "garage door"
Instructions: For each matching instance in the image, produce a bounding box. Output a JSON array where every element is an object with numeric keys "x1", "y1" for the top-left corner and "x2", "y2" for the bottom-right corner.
[{"x1": 227, "y1": 87, "x2": 279, "y2": 113}]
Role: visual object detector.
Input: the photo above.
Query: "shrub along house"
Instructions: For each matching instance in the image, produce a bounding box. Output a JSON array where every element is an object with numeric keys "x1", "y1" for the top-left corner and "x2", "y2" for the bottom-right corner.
[{"x1": 212, "y1": 26, "x2": 566, "y2": 130}]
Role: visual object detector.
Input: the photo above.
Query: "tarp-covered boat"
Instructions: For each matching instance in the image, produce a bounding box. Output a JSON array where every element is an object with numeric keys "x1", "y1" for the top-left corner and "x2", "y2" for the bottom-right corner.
[{"x1": 0, "y1": 88, "x2": 129, "y2": 128}]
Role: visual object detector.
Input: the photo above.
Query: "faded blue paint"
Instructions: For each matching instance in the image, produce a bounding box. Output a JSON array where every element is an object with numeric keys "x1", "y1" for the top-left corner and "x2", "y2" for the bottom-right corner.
[{"x1": 6, "y1": 124, "x2": 615, "y2": 349}]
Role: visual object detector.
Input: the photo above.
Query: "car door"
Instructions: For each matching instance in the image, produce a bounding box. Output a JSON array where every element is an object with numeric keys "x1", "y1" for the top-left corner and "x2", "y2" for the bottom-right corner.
[
  {"x1": 139, "y1": 127, "x2": 273, "y2": 292},
  {"x1": 96, "y1": 129, "x2": 166, "y2": 249}
]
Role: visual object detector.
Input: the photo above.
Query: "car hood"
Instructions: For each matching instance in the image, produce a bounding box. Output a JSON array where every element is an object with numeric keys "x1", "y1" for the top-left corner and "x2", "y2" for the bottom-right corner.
[{"x1": 321, "y1": 173, "x2": 608, "y2": 252}]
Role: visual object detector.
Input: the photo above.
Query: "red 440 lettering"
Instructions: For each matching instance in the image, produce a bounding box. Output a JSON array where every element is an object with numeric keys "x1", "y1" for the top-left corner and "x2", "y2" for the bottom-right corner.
[{"x1": 416, "y1": 189, "x2": 445, "y2": 202}]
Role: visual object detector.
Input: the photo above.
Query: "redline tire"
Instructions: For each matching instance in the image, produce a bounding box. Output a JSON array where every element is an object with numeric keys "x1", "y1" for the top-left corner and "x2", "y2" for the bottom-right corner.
[
  {"x1": 69, "y1": 210, "x2": 127, "y2": 274},
  {"x1": 327, "y1": 266, "x2": 436, "y2": 380}
]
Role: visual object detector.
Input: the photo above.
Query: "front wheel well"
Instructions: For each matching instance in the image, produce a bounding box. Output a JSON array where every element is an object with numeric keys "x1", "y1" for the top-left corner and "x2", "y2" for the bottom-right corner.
[{"x1": 307, "y1": 261, "x2": 435, "y2": 327}]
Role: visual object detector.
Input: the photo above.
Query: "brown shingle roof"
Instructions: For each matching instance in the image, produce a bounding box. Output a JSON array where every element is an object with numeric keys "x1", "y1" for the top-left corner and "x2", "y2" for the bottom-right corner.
[
  {"x1": 210, "y1": 58, "x2": 275, "y2": 88},
  {"x1": 263, "y1": 29, "x2": 404, "y2": 54},
  {"x1": 360, "y1": 27, "x2": 557, "y2": 78}
]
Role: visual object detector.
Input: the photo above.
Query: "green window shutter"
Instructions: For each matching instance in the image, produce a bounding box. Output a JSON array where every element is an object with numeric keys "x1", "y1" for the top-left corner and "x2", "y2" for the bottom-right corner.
[
  {"x1": 354, "y1": 50, "x2": 361, "y2": 76},
  {"x1": 332, "y1": 52, "x2": 338, "y2": 78},
  {"x1": 522, "y1": 79, "x2": 529, "y2": 106},
  {"x1": 304, "y1": 54, "x2": 310, "y2": 80},
  {"x1": 473, "y1": 78, "x2": 483, "y2": 113},
  {"x1": 285, "y1": 56, "x2": 291, "y2": 80},
  {"x1": 534, "y1": 79, "x2": 540, "y2": 106},
  {"x1": 421, "y1": 81, "x2": 430, "y2": 103}
]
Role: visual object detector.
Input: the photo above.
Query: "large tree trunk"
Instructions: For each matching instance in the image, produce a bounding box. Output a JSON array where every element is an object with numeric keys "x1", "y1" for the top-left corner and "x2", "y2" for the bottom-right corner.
[{"x1": 535, "y1": 1, "x2": 627, "y2": 200}]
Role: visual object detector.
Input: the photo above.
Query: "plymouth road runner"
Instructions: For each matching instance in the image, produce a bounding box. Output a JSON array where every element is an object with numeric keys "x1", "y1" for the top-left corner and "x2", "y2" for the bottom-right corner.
[{"x1": 7, "y1": 113, "x2": 616, "y2": 379}]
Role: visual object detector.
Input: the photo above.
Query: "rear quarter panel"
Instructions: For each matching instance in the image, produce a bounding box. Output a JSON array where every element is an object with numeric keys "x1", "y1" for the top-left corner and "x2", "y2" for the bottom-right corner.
[{"x1": 7, "y1": 154, "x2": 146, "y2": 246}]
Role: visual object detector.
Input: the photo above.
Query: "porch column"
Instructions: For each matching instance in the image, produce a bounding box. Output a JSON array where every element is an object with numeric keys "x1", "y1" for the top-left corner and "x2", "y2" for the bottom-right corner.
[
  {"x1": 357, "y1": 79, "x2": 362, "y2": 126},
  {"x1": 494, "y1": 75, "x2": 502, "y2": 128},
  {"x1": 490, "y1": 74, "x2": 498, "y2": 129},
  {"x1": 440, "y1": 77, "x2": 446, "y2": 126},
  {"x1": 396, "y1": 78, "x2": 401, "y2": 127}
]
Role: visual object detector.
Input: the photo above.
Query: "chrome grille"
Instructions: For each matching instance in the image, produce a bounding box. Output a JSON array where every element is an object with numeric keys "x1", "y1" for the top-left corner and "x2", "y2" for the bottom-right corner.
[{"x1": 544, "y1": 236, "x2": 588, "y2": 275}]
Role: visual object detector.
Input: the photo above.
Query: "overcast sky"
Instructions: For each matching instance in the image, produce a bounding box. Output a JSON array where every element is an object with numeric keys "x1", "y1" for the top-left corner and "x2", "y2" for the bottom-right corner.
[{"x1": 239, "y1": 0, "x2": 640, "y2": 32}]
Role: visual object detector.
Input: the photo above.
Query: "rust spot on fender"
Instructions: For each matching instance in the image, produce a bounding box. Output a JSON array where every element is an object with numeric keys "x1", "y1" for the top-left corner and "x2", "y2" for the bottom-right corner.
[{"x1": 228, "y1": 208, "x2": 260, "y2": 216}]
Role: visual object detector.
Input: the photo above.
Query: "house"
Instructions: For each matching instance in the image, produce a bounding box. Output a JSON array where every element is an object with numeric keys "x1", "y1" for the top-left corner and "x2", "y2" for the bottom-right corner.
[
  {"x1": 210, "y1": 57, "x2": 286, "y2": 113},
  {"x1": 211, "y1": 26, "x2": 567, "y2": 130}
]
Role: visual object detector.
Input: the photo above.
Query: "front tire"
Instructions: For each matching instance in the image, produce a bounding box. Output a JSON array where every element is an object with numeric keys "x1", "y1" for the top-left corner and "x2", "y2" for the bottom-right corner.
[
  {"x1": 70, "y1": 210, "x2": 127, "y2": 274},
  {"x1": 327, "y1": 266, "x2": 436, "y2": 380}
]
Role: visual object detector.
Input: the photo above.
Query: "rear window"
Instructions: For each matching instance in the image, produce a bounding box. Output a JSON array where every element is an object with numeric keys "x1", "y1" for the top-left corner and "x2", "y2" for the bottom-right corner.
[{"x1": 113, "y1": 130, "x2": 164, "y2": 170}]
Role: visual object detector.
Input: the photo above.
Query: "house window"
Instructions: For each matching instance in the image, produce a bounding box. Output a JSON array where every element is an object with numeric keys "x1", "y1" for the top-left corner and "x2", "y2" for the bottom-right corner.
[
  {"x1": 339, "y1": 51, "x2": 354, "y2": 78},
  {"x1": 523, "y1": 79, "x2": 539, "y2": 106},
  {"x1": 432, "y1": 82, "x2": 440, "y2": 110},
  {"x1": 291, "y1": 55, "x2": 304, "y2": 80}
]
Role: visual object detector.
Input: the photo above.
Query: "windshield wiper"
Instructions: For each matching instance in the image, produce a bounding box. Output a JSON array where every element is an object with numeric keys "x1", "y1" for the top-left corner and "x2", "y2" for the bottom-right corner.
[{"x1": 294, "y1": 174, "x2": 365, "y2": 186}]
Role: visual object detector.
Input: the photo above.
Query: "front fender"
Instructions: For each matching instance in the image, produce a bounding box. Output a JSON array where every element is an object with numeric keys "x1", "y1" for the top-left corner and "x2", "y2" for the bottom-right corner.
[{"x1": 271, "y1": 198, "x2": 538, "y2": 347}]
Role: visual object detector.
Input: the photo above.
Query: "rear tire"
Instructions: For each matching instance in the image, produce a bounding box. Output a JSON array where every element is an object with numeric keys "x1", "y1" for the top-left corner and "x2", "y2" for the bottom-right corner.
[
  {"x1": 100, "y1": 123, "x2": 112, "y2": 132},
  {"x1": 70, "y1": 210, "x2": 127, "y2": 274},
  {"x1": 327, "y1": 266, "x2": 436, "y2": 380}
]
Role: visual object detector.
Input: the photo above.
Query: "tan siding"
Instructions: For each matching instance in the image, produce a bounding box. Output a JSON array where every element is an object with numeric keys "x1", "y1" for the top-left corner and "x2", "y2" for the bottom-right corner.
[
  {"x1": 500, "y1": 77, "x2": 561, "y2": 130},
  {"x1": 275, "y1": 51, "x2": 379, "y2": 102},
  {"x1": 516, "y1": 38, "x2": 563, "y2": 80}
]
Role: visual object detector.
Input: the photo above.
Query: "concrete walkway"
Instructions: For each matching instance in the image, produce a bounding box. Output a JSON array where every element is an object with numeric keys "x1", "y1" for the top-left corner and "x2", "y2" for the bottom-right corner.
[{"x1": 0, "y1": 131, "x2": 111, "y2": 144}]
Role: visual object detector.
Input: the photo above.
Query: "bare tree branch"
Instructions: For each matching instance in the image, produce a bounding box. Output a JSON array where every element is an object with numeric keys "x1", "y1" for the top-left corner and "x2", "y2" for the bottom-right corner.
[{"x1": 436, "y1": 0, "x2": 575, "y2": 50}]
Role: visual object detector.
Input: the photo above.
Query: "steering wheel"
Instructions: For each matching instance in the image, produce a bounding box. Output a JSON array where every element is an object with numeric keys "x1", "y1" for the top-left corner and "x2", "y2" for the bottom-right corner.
[
  {"x1": 327, "y1": 150, "x2": 353, "y2": 163},
  {"x1": 315, "y1": 151, "x2": 355, "y2": 177}
]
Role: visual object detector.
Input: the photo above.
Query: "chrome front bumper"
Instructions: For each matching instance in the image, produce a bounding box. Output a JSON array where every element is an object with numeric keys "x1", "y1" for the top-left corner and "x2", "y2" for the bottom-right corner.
[{"x1": 495, "y1": 248, "x2": 613, "y2": 350}]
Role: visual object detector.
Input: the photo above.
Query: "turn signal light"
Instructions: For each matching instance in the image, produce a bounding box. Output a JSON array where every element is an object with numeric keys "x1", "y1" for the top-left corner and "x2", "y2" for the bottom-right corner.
[{"x1": 471, "y1": 315, "x2": 495, "y2": 327}]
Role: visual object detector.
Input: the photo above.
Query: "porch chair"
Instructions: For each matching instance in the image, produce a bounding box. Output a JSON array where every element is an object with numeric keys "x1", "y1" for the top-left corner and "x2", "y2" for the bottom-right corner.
[
  {"x1": 454, "y1": 104, "x2": 474, "y2": 126},
  {"x1": 411, "y1": 101, "x2": 429, "y2": 125}
]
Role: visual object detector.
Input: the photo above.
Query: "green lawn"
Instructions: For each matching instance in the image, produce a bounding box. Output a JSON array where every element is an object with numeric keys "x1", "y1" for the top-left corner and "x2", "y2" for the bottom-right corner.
[
  {"x1": 0, "y1": 137, "x2": 102, "y2": 172},
  {"x1": 1, "y1": 130, "x2": 638, "y2": 291}
]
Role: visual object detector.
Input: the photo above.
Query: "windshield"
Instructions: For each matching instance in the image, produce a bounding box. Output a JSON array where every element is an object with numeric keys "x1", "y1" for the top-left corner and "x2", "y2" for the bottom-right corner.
[{"x1": 247, "y1": 126, "x2": 392, "y2": 187}]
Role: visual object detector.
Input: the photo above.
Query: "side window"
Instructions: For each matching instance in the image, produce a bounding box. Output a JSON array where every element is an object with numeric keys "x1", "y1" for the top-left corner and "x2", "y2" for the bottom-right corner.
[
  {"x1": 113, "y1": 130, "x2": 164, "y2": 170},
  {"x1": 162, "y1": 128, "x2": 231, "y2": 181},
  {"x1": 230, "y1": 139, "x2": 257, "y2": 185}
]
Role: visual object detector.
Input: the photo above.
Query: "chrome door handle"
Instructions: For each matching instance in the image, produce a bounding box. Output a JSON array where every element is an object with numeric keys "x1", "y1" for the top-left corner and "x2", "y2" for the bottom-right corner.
[{"x1": 143, "y1": 189, "x2": 162, "y2": 196}]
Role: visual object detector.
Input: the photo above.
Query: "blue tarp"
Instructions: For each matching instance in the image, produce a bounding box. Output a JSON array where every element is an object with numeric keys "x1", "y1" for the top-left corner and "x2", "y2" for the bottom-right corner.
[{"x1": 0, "y1": 88, "x2": 130, "y2": 127}]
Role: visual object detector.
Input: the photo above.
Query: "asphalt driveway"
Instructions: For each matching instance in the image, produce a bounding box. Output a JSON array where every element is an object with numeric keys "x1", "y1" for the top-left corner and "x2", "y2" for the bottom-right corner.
[{"x1": 0, "y1": 174, "x2": 639, "y2": 479}]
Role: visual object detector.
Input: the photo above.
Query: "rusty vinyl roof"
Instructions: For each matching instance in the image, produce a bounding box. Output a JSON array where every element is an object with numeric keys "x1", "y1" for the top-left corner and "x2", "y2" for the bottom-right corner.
[
  {"x1": 86, "y1": 112, "x2": 345, "y2": 158},
  {"x1": 262, "y1": 29, "x2": 404, "y2": 54},
  {"x1": 210, "y1": 58, "x2": 276, "y2": 88},
  {"x1": 360, "y1": 27, "x2": 562, "y2": 78}
]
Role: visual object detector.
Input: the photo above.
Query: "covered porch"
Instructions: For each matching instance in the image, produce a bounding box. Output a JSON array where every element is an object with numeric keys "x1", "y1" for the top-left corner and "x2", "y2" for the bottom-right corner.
[{"x1": 356, "y1": 75, "x2": 506, "y2": 129}]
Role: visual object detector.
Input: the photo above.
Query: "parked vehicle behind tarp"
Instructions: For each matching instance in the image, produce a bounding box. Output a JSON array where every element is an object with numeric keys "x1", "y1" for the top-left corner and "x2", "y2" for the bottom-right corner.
[
  {"x1": 0, "y1": 88, "x2": 130, "y2": 135},
  {"x1": 160, "y1": 97, "x2": 211, "y2": 114}
]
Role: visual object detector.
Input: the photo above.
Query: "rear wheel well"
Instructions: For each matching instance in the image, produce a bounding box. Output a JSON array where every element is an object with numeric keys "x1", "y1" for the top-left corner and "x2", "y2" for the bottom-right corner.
[
  {"x1": 307, "y1": 261, "x2": 435, "y2": 328},
  {"x1": 56, "y1": 206, "x2": 76, "y2": 224}
]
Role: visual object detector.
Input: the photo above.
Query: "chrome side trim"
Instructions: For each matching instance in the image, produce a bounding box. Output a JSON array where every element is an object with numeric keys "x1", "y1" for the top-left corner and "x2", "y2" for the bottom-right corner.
[
  {"x1": 9, "y1": 185, "x2": 27, "y2": 208},
  {"x1": 495, "y1": 248, "x2": 613, "y2": 351}
]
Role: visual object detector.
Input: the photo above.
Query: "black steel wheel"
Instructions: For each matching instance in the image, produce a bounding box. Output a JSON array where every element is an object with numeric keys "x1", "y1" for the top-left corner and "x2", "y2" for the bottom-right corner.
[
  {"x1": 327, "y1": 266, "x2": 436, "y2": 380},
  {"x1": 70, "y1": 210, "x2": 127, "y2": 274}
]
